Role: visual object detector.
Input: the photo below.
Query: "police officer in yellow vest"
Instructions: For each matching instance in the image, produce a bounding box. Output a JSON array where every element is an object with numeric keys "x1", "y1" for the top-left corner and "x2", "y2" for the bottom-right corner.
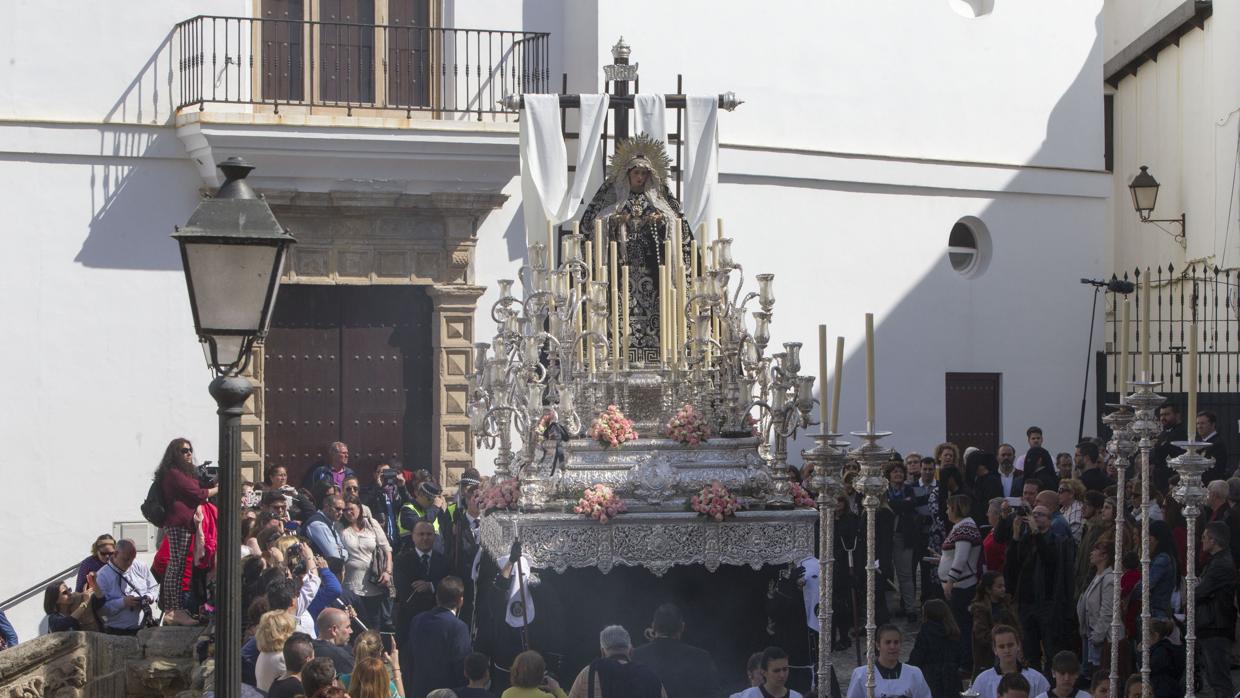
[{"x1": 397, "y1": 481, "x2": 455, "y2": 555}]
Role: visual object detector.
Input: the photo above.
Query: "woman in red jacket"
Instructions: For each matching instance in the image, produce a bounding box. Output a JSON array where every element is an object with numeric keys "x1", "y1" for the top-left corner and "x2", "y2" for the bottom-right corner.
[{"x1": 157, "y1": 438, "x2": 216, "y2": 625}]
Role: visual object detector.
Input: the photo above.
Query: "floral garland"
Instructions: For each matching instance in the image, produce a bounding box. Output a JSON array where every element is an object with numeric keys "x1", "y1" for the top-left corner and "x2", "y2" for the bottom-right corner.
[
  {"x1": 588, "y1": 405, "x2": 638, "y2": 447},
  {"x1": 476, "y1": 478, "x2": 520, "y2": 515},
  {"x1": 666, "y1": 403, "x2": 711, "y2": 445},
  {"x1": 573, "y1": 483, "x2": 626, "y2": 523},
  {"x1": 790, "y1": 481, "x2": 816, "y2": 508},
  {"x1": 690, "y1": 480, "x2": 741, "y2": 521}
]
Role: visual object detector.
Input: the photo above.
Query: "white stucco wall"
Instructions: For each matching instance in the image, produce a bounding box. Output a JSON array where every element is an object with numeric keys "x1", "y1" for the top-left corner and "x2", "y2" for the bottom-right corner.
[
  {"x1": 0, "y1": 0, "x2": 1108, "y2": 641},
  {"x1": 1105, "y1": 2, "x2": 1240, "y2": 272}
]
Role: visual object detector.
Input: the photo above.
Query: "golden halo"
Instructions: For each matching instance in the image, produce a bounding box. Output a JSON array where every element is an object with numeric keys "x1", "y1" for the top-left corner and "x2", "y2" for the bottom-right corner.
[{"x1": 607, "y1": 133, "x2": 672, "y2": 185}]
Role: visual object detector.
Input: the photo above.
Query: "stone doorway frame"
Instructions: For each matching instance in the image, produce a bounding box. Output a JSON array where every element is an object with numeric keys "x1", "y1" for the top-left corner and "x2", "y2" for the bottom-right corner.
[{"x1": 236, "y1": 190, "x2": 504, "y2": 488}]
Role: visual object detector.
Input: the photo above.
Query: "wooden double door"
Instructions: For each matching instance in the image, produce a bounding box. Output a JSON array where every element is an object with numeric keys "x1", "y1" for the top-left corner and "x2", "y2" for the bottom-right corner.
[{"x1": 263, "y1": 285, "x2": 434, "y2": 483}]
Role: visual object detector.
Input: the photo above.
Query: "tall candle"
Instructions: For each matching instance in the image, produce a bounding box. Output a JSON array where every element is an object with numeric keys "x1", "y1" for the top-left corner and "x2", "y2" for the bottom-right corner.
[
  {"x1": 659, "y1": 263, "x2": 668, "y2": 364},
  {"x1": 678, "y1": 267, "x2": 688, "y2": 367},
  {"x1": 583, "y1": 242, "x2": 593, "y2": 373},
  {"x1": 1118, "y1": 298, "x2": 1130, "y2": 403},
  {"x1": 831, "y1": 336, "x2": 844, "y2": 433},
  {"x1": 691, "y1": 240, "x2": 700, "y2": 279},
  {"x1": 1187, "y1": 322, "x2": 1197, "y2": 432},
  {"x1": 818, "y1": 325, "x2": 829, "y2": 431},
  {"x1": 610, "y1": 242, "x2": 620, "y2": 364},
  {"x1": 547, "y1": 222, "x2": 556, "y2": 269},
  {"x1": 865, "y1": 313, "x2": 876, "y2": 430},
  {"x1": 1141, "y1": 269, "x2": 1151, "y2": 379},
  {"x1": 622, "y1": 266, "x2": 631, "y2": 368},
  {"x1": 717, "y1": 217, "x2": 724, "y2": 242},
  {"x1": 594, "y1": 219, "x2": 604, "y2": 281}
]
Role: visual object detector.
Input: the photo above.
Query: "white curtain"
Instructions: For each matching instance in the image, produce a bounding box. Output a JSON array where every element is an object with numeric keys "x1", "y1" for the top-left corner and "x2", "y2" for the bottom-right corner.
[
  {"x1": 520, "y1": 94, "x2": 610, "y2": 245},
  {"x1": 634, "y1": 93, "x2": 667, "y2": 145},
  {"x1": 683, "y1": 95, "x2": 719, "y2": 233}
]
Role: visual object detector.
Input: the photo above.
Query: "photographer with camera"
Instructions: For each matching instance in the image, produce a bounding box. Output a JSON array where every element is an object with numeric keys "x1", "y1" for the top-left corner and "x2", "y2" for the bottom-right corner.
[
  {"x1": 96, "y1": 539, "x2": 159, "y2": 635},
  {"x1": 156, "y1": 438, "x2": 217, "y2": 626},
  {"x1": 363, "y1": 463, "x2": 408, "y2": 552}
]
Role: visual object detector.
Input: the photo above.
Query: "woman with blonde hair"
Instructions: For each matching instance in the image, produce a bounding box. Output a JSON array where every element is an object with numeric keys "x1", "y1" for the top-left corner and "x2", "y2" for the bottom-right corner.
[
  {"x1": 934, "y1": 442, "x2": 961, "y2": 469},
  {"x1": 349, "y1": 656, "x2": 398, "y2": 698},
  {"x1": 502, "y1": 650, "x2": 566, "y2": 698},
  {"x1": 1058, "y1": 478, "x2": 1086, "y2": 542},
  {"x1": 74, "y1": 534, "x2": 116, "y2": 593},
  {"x1": 340, "y1": 629, "x2": 404, "y2": 698},
  {"x1": 254, "y1": 609, "x2": 297, "y2": 692}
]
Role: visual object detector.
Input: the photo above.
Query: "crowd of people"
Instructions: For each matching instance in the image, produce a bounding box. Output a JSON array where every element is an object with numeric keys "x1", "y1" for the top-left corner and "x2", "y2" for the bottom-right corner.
[
  {"x1": 10, "y1": 403, "x2": 1237, "y2": 698},
  {"x1": 797, "y1": 406, "x2": 1234, "y2": 698}
]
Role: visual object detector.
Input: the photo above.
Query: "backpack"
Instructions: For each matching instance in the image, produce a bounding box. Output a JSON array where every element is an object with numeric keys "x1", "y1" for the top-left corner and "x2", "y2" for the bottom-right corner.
[{"x1": 140, "y1": 474, "x2": 167, "y2": 527}]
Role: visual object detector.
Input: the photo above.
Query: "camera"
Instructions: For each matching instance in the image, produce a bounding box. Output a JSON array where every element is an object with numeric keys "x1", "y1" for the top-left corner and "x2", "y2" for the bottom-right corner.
[
  {"x1": 285, "y1": 545, "x2": 310, "y2": 577},
  {"x1": 196, "y1": 461, "x2": 219, "y2": 486},
  {"x1": 381, "y1": 469, "x2": 401, "y2": 486}
]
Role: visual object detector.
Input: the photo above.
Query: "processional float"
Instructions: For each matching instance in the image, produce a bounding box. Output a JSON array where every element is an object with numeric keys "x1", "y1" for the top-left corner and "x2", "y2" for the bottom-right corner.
[{"x1": 466, "y1": 38, "x2": 899, "y2": 698}]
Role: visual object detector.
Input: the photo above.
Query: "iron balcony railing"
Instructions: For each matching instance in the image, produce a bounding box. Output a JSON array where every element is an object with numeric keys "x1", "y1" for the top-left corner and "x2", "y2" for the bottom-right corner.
[
  {"x1": 1102, "y1": 262, "x2": 1240, "y2": 394},
  {"x1": 174, "y1": 15, "x2": 550, "y2": 119}
]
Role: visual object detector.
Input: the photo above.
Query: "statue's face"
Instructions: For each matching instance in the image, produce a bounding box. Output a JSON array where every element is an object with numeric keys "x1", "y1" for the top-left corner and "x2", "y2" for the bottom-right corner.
[{"x1": 628, "y1": 167, "x2": 649, "y2": 189}]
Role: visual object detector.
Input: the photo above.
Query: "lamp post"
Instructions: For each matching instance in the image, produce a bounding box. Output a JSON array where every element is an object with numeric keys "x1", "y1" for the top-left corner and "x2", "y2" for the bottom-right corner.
[
  {"x1": 172, "y1": 157, "x2": 295, "y2": 696},
  {"x1": 1127, "y1": 165, "x2": 1185, "y2": 248}
]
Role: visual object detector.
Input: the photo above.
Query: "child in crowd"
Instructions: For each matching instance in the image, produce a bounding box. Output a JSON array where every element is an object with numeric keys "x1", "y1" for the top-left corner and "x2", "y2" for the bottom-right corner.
[
  {"x1": 971, "y1": 625, "x2": 1050, "y2": 698},
  {"x1": 908, "y1": 599, "x2": 964, "y2": 698},
  {"x1": 1088, "y1": 673, "x2": 1109, "y2": 698},
  {"x1": 1144, "y1": 617, "x2": 1183, "y2": 698},
  {"x1": 997, "y1": 672, "x2": 1031, "y2": 698},
  {"x1": 1034, "y1": 651, "x2": 1088, "y2": 698}
]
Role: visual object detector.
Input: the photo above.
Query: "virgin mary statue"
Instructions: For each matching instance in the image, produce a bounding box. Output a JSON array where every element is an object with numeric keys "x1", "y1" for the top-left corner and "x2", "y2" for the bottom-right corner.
[{"x1": 579, "y1": 134, "x2": 693, "y2": 366}]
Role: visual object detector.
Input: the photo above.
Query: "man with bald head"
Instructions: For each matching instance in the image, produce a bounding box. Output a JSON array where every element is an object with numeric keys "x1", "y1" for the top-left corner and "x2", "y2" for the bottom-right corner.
[
  {"x1": 311, "y1": 607, "x2": 354, "y2": 674},
  {"x1": 1033, "y1": 490, "x2": 1071, "y2": 542},
  {"x1": 395, "y1": 521, "x2": 451, "y2": 645},
  {"x1": 1202, "y1": 479, "x2": 1240, "y2": 563},
  {"x1": 96, "y1": 539, "x2": 159, "y2": 635},
  {"x1": 1005, "y1": 504, "x2": 1066, "y2": 674}
]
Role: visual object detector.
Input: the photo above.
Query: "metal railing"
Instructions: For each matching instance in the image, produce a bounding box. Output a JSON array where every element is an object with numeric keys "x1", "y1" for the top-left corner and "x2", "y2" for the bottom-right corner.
[
  {"x1": 174, "y1": 15, "x2": 550, "y2": 119},
  {"x1": 1103, "y1": 262, "x2": 1240, "y2": 393},
  {"x1": 1, "y1": 564, "x2": 78, "y2": 612}
]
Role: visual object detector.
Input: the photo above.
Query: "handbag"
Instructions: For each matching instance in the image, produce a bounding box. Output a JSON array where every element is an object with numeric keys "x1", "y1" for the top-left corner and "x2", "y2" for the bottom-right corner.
[{"x1": 365, "y1": 520, "x2": 390, "y2": 588}]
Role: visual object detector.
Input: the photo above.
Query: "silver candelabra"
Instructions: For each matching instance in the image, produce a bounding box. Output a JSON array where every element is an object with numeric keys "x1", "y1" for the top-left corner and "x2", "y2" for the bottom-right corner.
[
  {"x1": 1125, "y1": 378, "x2": 1165, "y2": 698},
  {"x1": 850, "y1": 429, "x2": 893, "y2": 698},
  {"x1": 1102, "y1": 401, "x2": 1136, "y2": 698},
  {"x1": 1169, "y1": 440, "x2": 1212, "y2": 698},
  {"x1": 804, "y1": 431, "x2": 850, "y2": 694}
]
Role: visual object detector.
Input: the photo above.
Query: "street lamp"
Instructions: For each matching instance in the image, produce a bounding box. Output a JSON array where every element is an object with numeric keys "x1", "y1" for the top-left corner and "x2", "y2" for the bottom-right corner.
[
  {"x1": 172, "y1": 157, "x2": 294, "y2": 696},
  {"x1": 1127, "y1": 165, "x2": 1185, "y2": 248}
]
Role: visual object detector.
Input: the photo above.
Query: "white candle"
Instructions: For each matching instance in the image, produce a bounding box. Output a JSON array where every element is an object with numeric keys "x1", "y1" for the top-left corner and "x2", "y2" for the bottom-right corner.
[
  {"x1": 1119, "y1": 298, "x2": 1130, "y2": 403},
  {"x1": 1141, "y1": 270, "x2": 1151, "y2": 379},
  {"x1": 865, "y1": 313, "x2": 876, "y2": 430},
  {"x1": 547, "y1": 221, "x2": 556, "y2": 269},
  {"x1": 594, "y1": 219, "x2": 604, "y2": 281},
  {"x1": 831, "y1": 336, "x2": 844, "y2": 434},
  {"x1": 622, "y1": 266, "x2": 631, "y2": 368},
  {"x1": 818, "y1": 325, "x2": 829, "y2": 430},
  {"x1": 610, "y1": 242, "x2": 620, "y2": 365},
  {"x1": 659, "y1": 263, "x2": 668, "y2": 365},
  {"x1": 1187, "y1": 322, "x2": 1197, "y2": 434}
]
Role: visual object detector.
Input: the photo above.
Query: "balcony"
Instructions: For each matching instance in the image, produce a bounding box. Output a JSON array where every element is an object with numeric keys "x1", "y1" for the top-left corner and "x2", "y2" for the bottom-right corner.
[{"x1": 174, "y1": 15, "x2": 550, "y2": 120}]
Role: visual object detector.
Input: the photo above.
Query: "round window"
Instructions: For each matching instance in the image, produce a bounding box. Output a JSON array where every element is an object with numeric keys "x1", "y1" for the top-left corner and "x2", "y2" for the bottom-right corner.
[{"x1": 947, "y1": 217, "x2": 991, "y2": 278}]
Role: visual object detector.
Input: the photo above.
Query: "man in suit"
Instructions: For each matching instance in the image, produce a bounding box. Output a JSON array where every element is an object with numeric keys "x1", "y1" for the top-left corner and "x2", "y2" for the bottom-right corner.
[
  {"x1": 1151, "y1": 404, "x2": 1187, "y2": 486},
  {"x1": 631, "y1": 603, "x2": 720, "y2": 698},
  {"x1": 401, "y1": 575, "x2": 472, "y2": 698},
  {"x1": 1197, "y1": 411, "x2": 1232, "y2": 484},
  {"x1": 977, "y1": 443, "x2": 1024, "y2": 504},
  {"x1": 395, "y1": 521, "x2": 450, "y2": 644}
]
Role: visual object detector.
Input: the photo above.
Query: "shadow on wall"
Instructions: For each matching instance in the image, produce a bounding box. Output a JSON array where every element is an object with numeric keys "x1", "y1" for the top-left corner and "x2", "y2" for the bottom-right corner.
[
  {"x1": 75, "y1": 28, "x2": 187, "y2": 271},
  {"x1": 783, "y1": 5, "x2": 1106, "y2": 463}
]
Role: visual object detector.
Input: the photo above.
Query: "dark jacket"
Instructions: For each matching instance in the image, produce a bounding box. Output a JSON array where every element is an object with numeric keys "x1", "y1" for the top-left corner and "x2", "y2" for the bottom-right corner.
[
  {"x1": 970, "y1": 596, "x2": 1020, "y2": 675},
  {"x1": 1202, "y1": 432, "x2": 1232, "y2": 484},
  {"x1": 304, "y1": 464, "x2": 358, "y2": 489},
  {"x1": 632, "y1": 638, "x2": 720, "y2": 698},
  {"x1": 1196, "y1": 548, "x2": 1238, "y2": 638},
  {"x1": 976, "y1": 471, "x2": 1024, "y2": 506},
  {"x1": 394, "y1": 546, "x2": 451, "y2": 631},
  {"x1": 402, "y1": 606, "x2": 472, "y2": 698},
  {"x1": 886, "y1": 484, "x2": 921, "y2": 539},
  {"x1": 1145, "y1": 637, "x2": 1184, "y2": 698},
  {"x1": 585, "y1": 656, "x2": 664, "y2": 698},
  {"x1": 907, "y1": 619, "x2": 963, "y2": 698},
  {"x1": 311, "y1": 639, "x2": 354, "y2": 675}
]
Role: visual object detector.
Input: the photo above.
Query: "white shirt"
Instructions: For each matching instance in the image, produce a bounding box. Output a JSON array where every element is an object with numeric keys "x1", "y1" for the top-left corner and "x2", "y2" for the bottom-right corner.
[
  {"x1": 1034, "y1": 691, "x2": 1089, "y2": 698},
  {"x1": 1000, "y1": 471, "x2": 1016, "y2": 497},
  {"x1": 846, "y1": 663, "x2": 931, "y2": 698},
  {"x1": 256, "y1": 650, "x2": 286, "y2": 692},
  {"x1": 971, "y1": 667, "x2": 1050, "y2": 698},
  {"x1": 733, "y1": 687, "x2": 803, "y2": 698},
  {"x1": 295, "y1": 570, "x2": 321, "y2": 637}
]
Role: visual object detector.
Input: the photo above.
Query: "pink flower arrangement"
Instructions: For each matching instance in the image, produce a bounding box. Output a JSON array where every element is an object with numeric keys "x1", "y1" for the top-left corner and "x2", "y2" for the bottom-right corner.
[
  {"x1": 588, "y1": 405, "x2": 638, "y2": 448},
  {"x1": 790, "y1": 481, "x2": 816, "y2": 508},
  {"x1": 475, "y1": 478, "x2": 520, "y2": 515},
  {"x1": 574, "y1": 483, "x2": 626, "y2": 523},
  {"x1": 666, "y1": 404, "x2": 711, "y2": 445},
  {"x1": 690, "y1": 480, "x2": 741, "y2": 521}
]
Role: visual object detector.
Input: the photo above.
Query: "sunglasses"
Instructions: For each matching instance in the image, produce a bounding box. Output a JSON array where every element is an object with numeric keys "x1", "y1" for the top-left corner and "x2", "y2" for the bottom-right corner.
[{"x1": 180, "y1": 447, "x2": 193, "y2": 455}]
